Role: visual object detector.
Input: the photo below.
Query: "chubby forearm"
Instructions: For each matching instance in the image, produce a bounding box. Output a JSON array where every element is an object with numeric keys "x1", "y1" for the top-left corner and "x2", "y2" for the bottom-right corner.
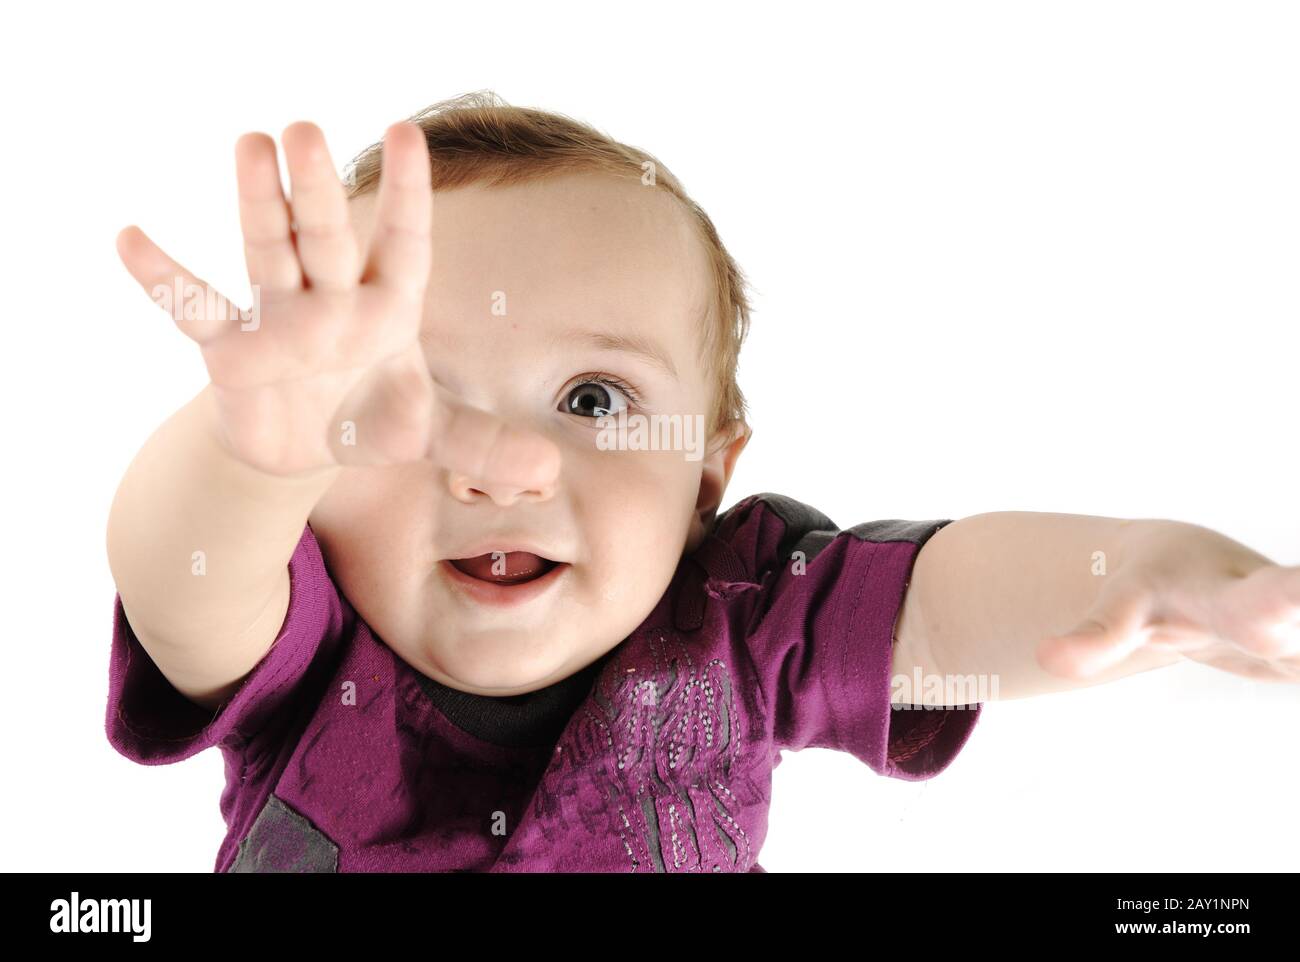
[
  {"x1": 106, "y1": 384, "x2": 340, "y2": 653},
  {"x1": 889, "y1": 512, "x2": 1268, "y2": 702}
]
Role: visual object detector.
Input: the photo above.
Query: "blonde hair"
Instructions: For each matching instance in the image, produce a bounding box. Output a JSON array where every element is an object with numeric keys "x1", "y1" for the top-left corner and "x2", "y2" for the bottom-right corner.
[{"x1": 343, "y1": 90, "x2": 752, "y2": 446}]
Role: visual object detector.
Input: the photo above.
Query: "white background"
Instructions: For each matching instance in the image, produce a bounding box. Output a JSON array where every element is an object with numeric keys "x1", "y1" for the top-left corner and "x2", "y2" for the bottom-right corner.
[{"x1": 2, "y1": 0, "x2": 1296, "y2": 872}]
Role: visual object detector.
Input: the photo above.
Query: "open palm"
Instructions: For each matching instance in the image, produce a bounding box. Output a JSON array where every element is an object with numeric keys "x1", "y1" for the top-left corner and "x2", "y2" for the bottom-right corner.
[{"x1": 115, "y1": 120, "x2": 559, "y2": 487}]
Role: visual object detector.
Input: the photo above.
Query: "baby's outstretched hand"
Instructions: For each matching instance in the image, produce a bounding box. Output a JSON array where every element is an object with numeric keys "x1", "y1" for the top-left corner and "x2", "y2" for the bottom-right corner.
[
  {"x1": 1035, "y1": 526, "x2": 1300, "y2": 683},
  {"x1": 115, "y1": 120, "x2": 559, "y2": 489}
]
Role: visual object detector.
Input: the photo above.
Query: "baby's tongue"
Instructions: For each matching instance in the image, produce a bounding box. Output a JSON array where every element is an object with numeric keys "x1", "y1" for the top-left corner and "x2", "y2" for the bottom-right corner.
[{"x1": 450, "y1": 551, "x2": 550, "y2": 584}]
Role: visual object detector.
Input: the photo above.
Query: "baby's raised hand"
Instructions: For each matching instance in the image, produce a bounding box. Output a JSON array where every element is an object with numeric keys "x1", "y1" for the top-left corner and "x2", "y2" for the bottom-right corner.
[
  {"x1": 1036, "y1": 525, "x2": 1300, "y2": 683},
  {"x1": 116, "y1": 121, "x2": 559, "y2": 488}
]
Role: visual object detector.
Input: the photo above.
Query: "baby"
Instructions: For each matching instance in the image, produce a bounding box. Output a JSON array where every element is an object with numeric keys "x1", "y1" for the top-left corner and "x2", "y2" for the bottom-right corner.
[{"x1": 105, "y1": 91, "x2": 1300, "y2": 873}]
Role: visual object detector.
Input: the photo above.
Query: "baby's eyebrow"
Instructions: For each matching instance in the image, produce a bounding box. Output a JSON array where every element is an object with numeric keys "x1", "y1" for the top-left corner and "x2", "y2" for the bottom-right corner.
[{"x1": 556, "y1": 327, "x2": 680, "y2": 383}]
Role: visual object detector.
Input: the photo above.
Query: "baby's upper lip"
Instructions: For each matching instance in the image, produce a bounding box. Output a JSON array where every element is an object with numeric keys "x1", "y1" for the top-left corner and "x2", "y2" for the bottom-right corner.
[{"x1": 443, "y1": 538, "x2": 568, "y2": 565}]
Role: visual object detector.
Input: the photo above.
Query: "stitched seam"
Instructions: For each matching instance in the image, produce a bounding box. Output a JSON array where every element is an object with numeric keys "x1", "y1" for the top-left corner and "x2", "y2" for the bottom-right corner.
[
  {"x1": 883, "y1": 542, "x2": 951, "y2": 766},
  {"x1": 837, "y1": 531, "x2": 876, "y2": 756},
  {"x1": 728, "y1": 502, "x2": 778, "y2": 760}
]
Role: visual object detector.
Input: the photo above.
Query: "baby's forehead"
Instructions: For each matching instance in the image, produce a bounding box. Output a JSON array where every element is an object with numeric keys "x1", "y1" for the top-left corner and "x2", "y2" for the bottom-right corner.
[
  {"x1": 350, "y1": 171, "x2": 710, "y2": 341},
  {"x1": 351, "y1": 171, "x2": 700, "y2": 262}
]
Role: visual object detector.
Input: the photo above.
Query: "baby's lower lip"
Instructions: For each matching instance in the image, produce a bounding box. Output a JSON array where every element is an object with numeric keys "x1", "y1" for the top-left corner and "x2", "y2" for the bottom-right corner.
[{"x1": 437, "y1": 559, "x2": 570, "y2": 608}]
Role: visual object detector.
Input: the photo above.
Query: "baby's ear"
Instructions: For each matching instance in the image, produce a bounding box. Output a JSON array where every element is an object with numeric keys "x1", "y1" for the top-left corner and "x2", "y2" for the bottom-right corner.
[
  {"x1": 690, "y1": 421, "x2": 752, "y2": 545},
  {"x1": 716, "y1": 421, "x2": 752, "y2": 481}
]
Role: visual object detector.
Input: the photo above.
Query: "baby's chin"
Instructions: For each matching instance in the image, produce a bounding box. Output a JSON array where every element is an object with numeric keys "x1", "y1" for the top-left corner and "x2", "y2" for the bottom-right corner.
[{"x1": 408, "y1": 625, "x2": 596, "y2": 696}]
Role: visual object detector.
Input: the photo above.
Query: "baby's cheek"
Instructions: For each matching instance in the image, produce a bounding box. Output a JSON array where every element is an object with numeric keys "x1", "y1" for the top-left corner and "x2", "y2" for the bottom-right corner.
[{"x1": 584, "y1": 496, "x2": 689, "y2": 616}]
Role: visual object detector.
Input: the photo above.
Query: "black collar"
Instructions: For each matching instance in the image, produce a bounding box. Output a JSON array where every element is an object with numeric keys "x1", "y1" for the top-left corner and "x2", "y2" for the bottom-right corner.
[{"x1": 413, "y1": 650, "x2": 612, "y2": 749}]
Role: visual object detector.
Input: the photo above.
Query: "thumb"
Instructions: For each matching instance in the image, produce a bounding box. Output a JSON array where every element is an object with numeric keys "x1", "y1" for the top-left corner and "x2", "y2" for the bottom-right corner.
[
  {"x1": 1036, "y1": 588, "x2": 1152, "y2": 679},
  {"x1": 426, "y1": 381, "x2": 562, "y2": 491}
]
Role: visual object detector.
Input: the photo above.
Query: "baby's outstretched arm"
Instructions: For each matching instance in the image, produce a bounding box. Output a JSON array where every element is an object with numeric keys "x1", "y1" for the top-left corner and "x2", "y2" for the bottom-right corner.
[
  {"x1": 106, "y1": 386, "x2": 341, "y2": 713},
  {"x1": 891, "y1": 512, "x2": 1299, "y2": 702},
  {"x1": 107, "y1": 121, "x2": 558, "y2": 713}
]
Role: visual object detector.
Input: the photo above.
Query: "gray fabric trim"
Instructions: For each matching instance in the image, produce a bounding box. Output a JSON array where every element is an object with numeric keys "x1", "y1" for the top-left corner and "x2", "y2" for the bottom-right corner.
[
  {"x1": 791, "y1": 529, "x2": 837, "y2": 562},
  {"x1": 747, "y1": 491, "x2": 952, "y2": 564},
  {"x1": 229, "y1": 794, "x2": 339, "y2": 873},
  {"x1": 843, "y1": 518, "x2": 954, "y2": 546},
  {"x1": 742, "y1": 492, "x2": 837, "y2": 565},
  {"x1": 745, "y1": 492, "x2": 837, "y2": 539}
]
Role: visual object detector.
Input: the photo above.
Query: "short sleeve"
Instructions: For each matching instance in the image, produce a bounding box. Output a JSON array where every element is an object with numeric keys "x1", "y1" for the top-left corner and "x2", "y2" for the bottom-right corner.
[
  {"x1": 105, "y1": 523, "x2": 347, "y2": 765},
  {"x1": 715, "y1": 493, "x2": 982, "y2": 781}
]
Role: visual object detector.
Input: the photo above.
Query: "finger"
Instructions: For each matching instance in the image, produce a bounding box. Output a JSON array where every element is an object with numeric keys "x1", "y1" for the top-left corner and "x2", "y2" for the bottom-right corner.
[
  {"x1": 281, "y1": 122, "x2": 360, "y2": 291},
  {"x1": 1036, "y1": 587, "x2": 1152, "y2": 678},
  {"x1": 1184, "y1": 649, "x2": 1300, "y2": 683},
  {"x1": 236, "y1": 132, "x2": 302, "y2": 292},
  {"x1": 360, "y1": 122, "x2": 433, "y2": 299},
  {"x1": 1214, "y1": 564, "x2": 1300, "y2": 660},
  {"x1": 426, "y1": 382, "x2": 561, "y2": 491},
  {"x1": 115, "y1": 225, "x2": 243, "y2": 344},
  {"x1": 1216, "y1": 615, "x2": 1300, "y2": 663}
]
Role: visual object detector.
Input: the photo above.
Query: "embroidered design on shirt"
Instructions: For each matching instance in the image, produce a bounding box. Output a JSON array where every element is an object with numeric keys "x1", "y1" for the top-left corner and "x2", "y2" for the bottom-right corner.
[{"x1": 585, "y1": 629, "x2": 753, "y2": 872}]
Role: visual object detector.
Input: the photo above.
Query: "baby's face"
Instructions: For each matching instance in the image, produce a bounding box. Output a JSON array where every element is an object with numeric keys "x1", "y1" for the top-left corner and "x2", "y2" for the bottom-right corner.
[{"x1": 308, "y1": 172, "x2": 746, "y2": 695}]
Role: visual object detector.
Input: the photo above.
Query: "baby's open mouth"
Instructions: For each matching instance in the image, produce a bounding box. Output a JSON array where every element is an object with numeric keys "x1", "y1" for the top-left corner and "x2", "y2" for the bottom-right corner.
[{"x1": 447, "y1": 551, "x2": 560, "y2": 586}]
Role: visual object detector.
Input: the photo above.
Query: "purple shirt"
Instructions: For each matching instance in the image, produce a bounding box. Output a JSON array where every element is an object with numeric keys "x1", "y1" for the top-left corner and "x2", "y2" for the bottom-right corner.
[{"x1": 105, "y1": 492, "x2": 982, "y2": 872}]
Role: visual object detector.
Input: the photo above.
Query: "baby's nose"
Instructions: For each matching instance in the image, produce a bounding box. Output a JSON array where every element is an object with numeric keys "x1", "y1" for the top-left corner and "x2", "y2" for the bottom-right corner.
[{"x1": 446, "y1": 472, "x2": 556, "y2": 506}]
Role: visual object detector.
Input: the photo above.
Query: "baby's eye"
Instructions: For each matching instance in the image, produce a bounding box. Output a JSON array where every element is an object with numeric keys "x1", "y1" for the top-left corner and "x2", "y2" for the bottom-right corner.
[{"x1": 560, "y1": 376, "x2": 639, "y2": 419}]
